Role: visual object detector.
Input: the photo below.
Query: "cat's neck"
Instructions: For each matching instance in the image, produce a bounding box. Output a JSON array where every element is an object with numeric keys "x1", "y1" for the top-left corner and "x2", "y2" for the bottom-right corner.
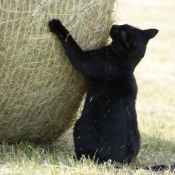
[
  {"x1": 106, "y1": 44, "x2": 135, "y2": 72},
  {"x1": 105, "y1": 45, "x2": 115, "y2": 55}
]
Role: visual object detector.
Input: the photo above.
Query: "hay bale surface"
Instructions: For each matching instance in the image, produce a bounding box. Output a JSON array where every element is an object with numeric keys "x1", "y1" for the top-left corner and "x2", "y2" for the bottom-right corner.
[{"x1": 0, "y1": 0, "x2": 115, "y2": 143}]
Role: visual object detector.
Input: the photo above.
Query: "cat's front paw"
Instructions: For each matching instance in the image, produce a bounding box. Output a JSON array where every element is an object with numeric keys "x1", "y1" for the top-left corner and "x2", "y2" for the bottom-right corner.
[
  {"x1": 49, "y1": 19, "x2": 62, "y2": 33},
  {"x1": 48, "y1": 19, "x2": 69, "y2": 37}
]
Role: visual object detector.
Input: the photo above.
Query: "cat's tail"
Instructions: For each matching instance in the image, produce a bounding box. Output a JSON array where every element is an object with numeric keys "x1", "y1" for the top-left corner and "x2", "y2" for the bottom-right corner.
[{"x1": 143, "y1": 164, "x2": 175, "y2": 172}]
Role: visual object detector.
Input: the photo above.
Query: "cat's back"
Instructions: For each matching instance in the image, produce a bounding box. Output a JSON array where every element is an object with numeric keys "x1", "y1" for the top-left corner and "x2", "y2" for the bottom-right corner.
[{"x1": 87, "y1": 71, "x2": 137, "y2": 99}]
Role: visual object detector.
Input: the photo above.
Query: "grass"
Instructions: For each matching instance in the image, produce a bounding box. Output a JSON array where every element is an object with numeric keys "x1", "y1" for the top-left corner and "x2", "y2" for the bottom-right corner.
[{"x1": 0, "y1": 0, "x2": 175, "y2": 174}]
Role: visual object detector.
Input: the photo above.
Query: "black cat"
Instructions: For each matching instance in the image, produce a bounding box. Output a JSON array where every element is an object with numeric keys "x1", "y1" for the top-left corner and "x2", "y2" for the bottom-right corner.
[{"x1": 48, "y1": 19, "x2": 158, "y2": 164}]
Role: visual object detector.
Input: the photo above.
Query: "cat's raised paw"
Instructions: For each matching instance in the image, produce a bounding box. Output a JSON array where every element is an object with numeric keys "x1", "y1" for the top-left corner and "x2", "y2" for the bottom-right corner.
[
  {"x1": 48, "y1": 19, "x2": 69, "y2": 37},
  {"x1": 48, "y1": 19, "x2": 62, "y2": 33}
]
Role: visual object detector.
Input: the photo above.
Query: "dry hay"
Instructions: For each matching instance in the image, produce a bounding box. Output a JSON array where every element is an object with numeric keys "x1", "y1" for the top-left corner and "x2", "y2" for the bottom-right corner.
[{"x1": 0, "y1": 0, "x2": 115, "y2": 143}]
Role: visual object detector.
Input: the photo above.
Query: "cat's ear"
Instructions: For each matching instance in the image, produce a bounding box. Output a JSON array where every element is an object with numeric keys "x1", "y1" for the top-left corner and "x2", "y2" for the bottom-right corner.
[
  {"x1": 143, "y1": 29, "x2": 159, "y2": 40},
  {"x1": 121, "y1": 31, "x2": 136, "y2": 49}
]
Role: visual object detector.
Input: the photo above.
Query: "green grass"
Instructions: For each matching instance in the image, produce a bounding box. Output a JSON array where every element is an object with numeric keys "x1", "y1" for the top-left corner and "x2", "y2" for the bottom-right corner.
[{"x1": 0, "y1": 0, "x2": 175, "y2": 174}]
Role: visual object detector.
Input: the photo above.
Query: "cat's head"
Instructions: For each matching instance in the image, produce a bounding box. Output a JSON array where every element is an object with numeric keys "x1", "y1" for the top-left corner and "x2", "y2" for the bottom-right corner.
[{"x1": 109, "y1": 24, "x2": 158, "y2": 69}]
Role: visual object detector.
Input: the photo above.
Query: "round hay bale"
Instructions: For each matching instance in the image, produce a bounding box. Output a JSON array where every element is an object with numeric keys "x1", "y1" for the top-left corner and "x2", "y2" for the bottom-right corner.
[{"x1": 0, "y1": 0, "x2": 115, "y2": 143}]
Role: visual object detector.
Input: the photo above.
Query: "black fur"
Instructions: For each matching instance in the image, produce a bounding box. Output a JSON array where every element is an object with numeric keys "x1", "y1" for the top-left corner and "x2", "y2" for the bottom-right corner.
[
  {"x1": 48, "y1": 19, "x2": 158, "y2": 163},
  {"x1": 143, "y1": 164, "x2": 175, "y2": 172}
]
